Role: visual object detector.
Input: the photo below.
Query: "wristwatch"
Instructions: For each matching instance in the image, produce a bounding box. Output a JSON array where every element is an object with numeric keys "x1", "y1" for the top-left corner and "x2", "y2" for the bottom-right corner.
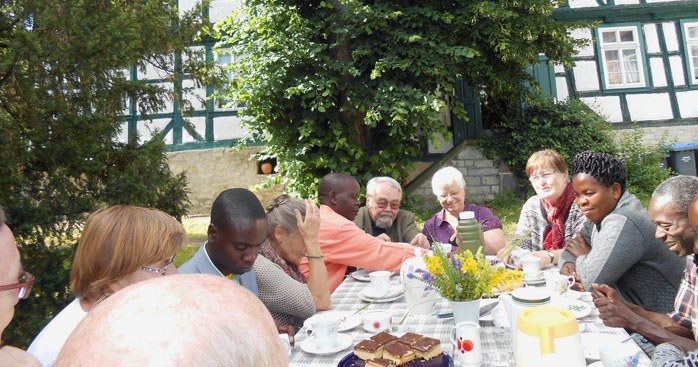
[{"x1": 546, "y1": 250, "x2": 555, "y2": 265}]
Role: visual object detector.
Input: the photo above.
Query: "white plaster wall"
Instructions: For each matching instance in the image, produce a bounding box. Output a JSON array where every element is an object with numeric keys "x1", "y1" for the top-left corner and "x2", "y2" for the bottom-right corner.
[
  {"x1": 647, "y1": 0, "x2": 681, "y2": 3},
  {"x1": 643, "y1": 24, "x2": 661, "y2": 54},
  {"x1": 573, "y1": 61, "x2": 600, "y2": 91},
  {"x1": 138, "y1": 119, "x2": 173, "y2": 144},
  {"x1": 650, "y1": 58, "x2": 667, "y2": 87},
  {"x1": 568, "y1": 0, "x2": 600, "y2": 8},
  {"x1": 580, "y1": 96, "x2": 623, "y2": 122},
  {"x1": 182, "y1": 79, "x2": 207, "y2": 110},
  {"x1": 210, "y1": 0, "x2": 241, "y2": 23},
  {"x1": 182, "y1": 117, "x2": 207, "y2": 144},
  {"x1": 213, "y1": 115, "x2": 248, "y2": 140},
  {"x1": 663, "y1": 22, "x2": 680, "y2": 52},
  {"x1": 677, "y1": 90, "x2": 698, "y2": 118},
  {"x1": 626, "y1": 93, "x2": 673, "y2": 121},
  {"x1": 670, "y1": 56, "x2": 687, "y2": 86},
  {"x1": 154, "y1": 83, "x2": 175, "y2": 114},
  {"x1": 118, "y1": 122, "x2": 129, "y2": 143},
  {"x1": 614, "y1": 0, "x2": 640, "y2": 4},
  {"x1": 571, "y1": 28, "x2": 595, "y2": 57},
  {"x1": 138, "y1": 55, "x2": 174, "y2": 80},
  {"x1": 554, "y1": 64, "x2": 565, "y2": 73},
  {"x1": 555, "y1": 77, "x2": 570, "y2": 100}
]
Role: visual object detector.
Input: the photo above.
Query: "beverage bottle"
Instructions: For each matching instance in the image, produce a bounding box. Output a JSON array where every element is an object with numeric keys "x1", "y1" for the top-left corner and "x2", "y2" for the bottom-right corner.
[{"x1": 457, "y1": 211, "x2": 485, "y2": 254}]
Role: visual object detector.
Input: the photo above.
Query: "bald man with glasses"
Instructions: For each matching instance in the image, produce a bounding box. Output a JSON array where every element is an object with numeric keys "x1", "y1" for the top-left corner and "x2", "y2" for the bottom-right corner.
[{"x1": 0, "y1": 206, "x2": 38, "y2": 366}]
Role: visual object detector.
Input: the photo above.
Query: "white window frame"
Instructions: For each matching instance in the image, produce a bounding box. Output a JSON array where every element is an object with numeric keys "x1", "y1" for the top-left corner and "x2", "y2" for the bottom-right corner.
[
  {"x1": 683, "y1": 21, "x2": 698, "y2": 85},
  {"x1": 597, "y1": 26, "x2": 647, "y2": 89}
]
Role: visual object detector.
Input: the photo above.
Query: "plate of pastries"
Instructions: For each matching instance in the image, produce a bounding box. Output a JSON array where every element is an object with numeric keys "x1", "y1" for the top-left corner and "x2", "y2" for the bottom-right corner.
[{"x1": 337, "y1": 331, "x2": 453, "y2": 367}]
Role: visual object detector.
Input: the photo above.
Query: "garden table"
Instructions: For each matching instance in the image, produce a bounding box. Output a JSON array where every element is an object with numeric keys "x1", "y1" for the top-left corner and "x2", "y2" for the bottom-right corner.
[{"x1": 289, "y1": 275, "x2": 652, "y2": 366}]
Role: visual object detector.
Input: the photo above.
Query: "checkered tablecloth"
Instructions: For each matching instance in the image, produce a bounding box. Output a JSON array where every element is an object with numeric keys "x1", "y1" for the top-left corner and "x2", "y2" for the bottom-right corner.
[{"x1": 289, "y1": 275, "x2": 652, "y2": 366}]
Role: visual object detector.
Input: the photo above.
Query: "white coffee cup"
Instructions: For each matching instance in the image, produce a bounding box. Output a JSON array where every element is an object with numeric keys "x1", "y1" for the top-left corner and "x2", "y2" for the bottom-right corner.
[
  {"x1": 521, "y1": 254, "x2": 541, "y2": 279},
  {"x1": 434, "y1": 242, "x2": 452, "y2": 255},
  {"x1": 368, "y1": 270, "x2": 391, "y2": 297},
  {"x1": 451, "y1": 321, "x2": 483, "y2": 366},
  {"x1": 599, "y1": 342, "x2": 639, "y2": 367},
  {"x1": 510, "y1": 249, "x2": 530, "y2": 268},
  {"x1": 362, "y1": 311, "x2": 391, "y2": 333},
  {"x1": 305, "y1": 315, "x2": 339, "y2": 349},
  {"x1": 544, "y1": 273, "x2": 575, "y2": 299}
]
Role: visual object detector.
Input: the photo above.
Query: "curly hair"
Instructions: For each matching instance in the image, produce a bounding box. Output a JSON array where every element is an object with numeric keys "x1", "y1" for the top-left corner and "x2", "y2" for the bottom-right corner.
[{"x1": 571, "y1": 151, "x2": 627, "y2": 193}]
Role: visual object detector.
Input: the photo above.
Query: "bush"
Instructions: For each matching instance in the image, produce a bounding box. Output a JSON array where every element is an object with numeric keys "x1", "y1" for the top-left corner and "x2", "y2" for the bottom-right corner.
[
  {"x1": 481, "y1": 97, "x2": 616, "y2": 192},
  {"x1": 616, "y1": 127, "x2": 674, "y2": 202}
]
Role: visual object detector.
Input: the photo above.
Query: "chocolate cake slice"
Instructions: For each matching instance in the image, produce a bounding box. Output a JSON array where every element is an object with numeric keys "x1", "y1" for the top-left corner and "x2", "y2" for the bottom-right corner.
[
  {"x1": 396, "y1": 332, "x2": 423, "y2": 346},
  {"x1": 366, "y1": 358, "x2": 397, "y2": 367},
  {"x1": 383, "y1": 341, "x2": 416, "y2": 366},
  {"x1": 354, "y1": 339, "x2": 383, "y2": 360},
  {"x1": 370, "y1": 332, "x2": 398, "y2": 346},
  {"x1": 411, "y1": 336, "x2": 442, "y2": 360}
]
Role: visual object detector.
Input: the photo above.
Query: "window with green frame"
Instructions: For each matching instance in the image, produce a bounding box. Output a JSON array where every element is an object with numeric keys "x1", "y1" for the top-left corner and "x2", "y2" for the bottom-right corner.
[
  {"x1": 682, "y1": 21, "x2": 698, "y2": 85},
  {"x1": 596, "y1": 25, "x2": 648, "y2": 90}
]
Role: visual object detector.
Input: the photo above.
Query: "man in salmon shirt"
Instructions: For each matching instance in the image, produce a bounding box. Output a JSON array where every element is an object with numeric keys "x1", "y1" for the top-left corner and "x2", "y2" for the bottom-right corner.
[{"x1": 300, "y1": 173, "x2": 429, "y2": 292}]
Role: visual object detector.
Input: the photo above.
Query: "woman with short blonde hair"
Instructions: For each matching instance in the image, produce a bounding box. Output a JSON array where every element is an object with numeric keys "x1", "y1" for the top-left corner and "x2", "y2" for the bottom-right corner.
[
  {"x1": 28, "y1": 205, "x2": 185, "y2": 366},
  {"x1": 509, "y1": 149, "x2": 585, "y2": 268}
]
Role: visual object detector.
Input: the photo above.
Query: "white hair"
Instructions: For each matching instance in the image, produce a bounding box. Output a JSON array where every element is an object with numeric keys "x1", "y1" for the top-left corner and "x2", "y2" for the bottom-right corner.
[
  {"x1": 366, "y1": 176, "x2": 403, "y2": 198},
  {"x1": 57, "y1": 275, "x2": 287, "y2": 367},
  {"x1": 431, "y1": 166, "x2": 466, "y2": 196}
]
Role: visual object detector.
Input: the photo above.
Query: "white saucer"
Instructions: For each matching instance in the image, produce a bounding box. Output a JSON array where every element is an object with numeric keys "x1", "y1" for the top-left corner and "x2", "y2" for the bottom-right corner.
[
  {"x1": 523, "y1": 273, "x2": 544, "y2": 282},
  {"x1": 587, "y1": 361, "x2": 602, "y2": 367},
  {"x1": 300, "y1": 333, "x2": 353, "y2": 355},
  {"x1": 580, "y1": 333, "x2": 638, "y2": 360},
  {"x1": 560, "y1": 299, "x2": 591, "y2": 319},
  {"x1": 350, "y1": 269, "x2": 371, "y2": 282},
  {"x1": 358, "y1": 290, "x2": 404, "y2": 303},
  {"x1": 303, "y1": 311, "x2": 361, "y2": 332},
  {"x1": 360, "y1": 285, "x2": 403, "y2": 300}
]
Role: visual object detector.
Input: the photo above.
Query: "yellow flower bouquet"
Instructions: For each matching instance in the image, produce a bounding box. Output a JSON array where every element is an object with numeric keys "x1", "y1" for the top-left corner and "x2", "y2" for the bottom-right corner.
[{"x1": 408, "y1": 245, "x2": 523, "y2": 302}]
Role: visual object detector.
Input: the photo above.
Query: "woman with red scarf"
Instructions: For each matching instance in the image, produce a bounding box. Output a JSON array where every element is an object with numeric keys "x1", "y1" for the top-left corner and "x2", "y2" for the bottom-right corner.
[{"x1": 510, "y1": 149, "x2": 586, "y2": 268}]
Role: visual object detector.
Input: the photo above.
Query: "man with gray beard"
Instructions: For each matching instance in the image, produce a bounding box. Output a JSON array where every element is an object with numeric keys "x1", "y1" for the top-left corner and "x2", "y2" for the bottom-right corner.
[{"x1": 354, "y1": 176, "x2": 429, "y2": 248}]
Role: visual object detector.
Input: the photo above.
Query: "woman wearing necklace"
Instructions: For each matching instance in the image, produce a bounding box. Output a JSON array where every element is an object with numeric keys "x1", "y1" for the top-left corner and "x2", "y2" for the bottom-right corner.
[
  {"x1": 510, "y1": 149, "x2": 586, "y2": 267},
  {"x1": 255, "y1": 195, "x2": 330, "y2": 330}
]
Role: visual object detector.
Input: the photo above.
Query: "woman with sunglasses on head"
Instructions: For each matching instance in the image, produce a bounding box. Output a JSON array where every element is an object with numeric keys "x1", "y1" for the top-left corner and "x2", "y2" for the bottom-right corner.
[
  {"x1": 254, "y1": 195, "x2": 329, "y2": 330},
  {"x1": 0, "y1": 206, "x2": 39, "y2": 366},
  {"x1": 27, "y1": 205, "x2": 185, "y2": 367},
  {"x1": 506, "y1": 149, "x2": 586, "y2": 268}
]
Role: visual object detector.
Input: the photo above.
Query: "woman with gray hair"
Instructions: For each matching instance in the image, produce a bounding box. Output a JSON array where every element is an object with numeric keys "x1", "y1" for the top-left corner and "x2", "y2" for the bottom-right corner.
[
  {"x1": 254, "y1": 195, "x2": 329, "y2": 330},
  {"x1": 422, "y1": 166, "x2": 505, "y2": 255}
]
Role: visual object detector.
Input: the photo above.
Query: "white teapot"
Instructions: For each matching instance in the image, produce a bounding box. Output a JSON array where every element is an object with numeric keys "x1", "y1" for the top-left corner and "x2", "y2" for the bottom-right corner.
[{"x1": 400, "y1": 249, "x2": 439, "y2": 315}]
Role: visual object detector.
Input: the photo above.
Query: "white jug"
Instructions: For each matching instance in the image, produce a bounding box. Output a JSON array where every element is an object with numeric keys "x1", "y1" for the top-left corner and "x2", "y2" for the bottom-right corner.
[
  {"x1": 400, "y1": 249, "x2": 439, "y2": 315},
  {"x1": 498, "y1": 286, "x2": 550, "y2": 350}
]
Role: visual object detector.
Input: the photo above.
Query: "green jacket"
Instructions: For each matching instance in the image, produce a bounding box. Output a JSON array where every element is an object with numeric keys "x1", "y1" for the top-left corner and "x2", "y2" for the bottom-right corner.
[{"x1": 353, "y1": 206, "x2": 420, "y2": 244}]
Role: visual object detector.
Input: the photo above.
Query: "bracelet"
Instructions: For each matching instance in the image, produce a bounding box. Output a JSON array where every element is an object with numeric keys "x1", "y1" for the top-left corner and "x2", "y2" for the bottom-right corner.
[{"x1": 306, "y1": 255, "x2": 324, "y2": 259}]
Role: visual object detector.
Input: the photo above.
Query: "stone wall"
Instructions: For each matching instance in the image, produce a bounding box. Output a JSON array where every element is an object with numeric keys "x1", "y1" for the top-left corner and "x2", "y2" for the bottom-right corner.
[
  {"x1": 614, "y1": 125, "x2": 698, "y2": 146},
  {"x1": 167, "y1": 147, "x2": 285, "y2": 215},
  {"x1": 407, "y1": 145, "x2": 510, "y2": 207}
]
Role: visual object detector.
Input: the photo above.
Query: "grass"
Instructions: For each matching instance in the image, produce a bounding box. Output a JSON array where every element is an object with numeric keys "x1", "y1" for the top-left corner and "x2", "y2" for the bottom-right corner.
[{"x1": 175, "y1": 192, "x2": 527, "y2": 267}]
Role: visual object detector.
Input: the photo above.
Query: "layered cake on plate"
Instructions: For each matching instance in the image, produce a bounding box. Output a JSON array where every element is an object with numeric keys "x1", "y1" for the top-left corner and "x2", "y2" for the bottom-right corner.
[{"x1": 352, "y1": 331, "x2": 443, "y2": 366}]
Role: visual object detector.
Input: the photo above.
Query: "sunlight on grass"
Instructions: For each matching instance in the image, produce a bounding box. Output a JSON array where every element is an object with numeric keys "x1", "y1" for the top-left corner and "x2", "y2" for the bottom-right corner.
[{"x1": 176, "y1": 216, "x2": 209, "y2": 266}]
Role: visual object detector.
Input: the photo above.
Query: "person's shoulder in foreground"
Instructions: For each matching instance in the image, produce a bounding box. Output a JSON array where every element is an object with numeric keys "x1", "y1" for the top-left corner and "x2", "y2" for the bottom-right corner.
[{"x1": 56, "y1": 274, "x2": 288, "y2": 367}]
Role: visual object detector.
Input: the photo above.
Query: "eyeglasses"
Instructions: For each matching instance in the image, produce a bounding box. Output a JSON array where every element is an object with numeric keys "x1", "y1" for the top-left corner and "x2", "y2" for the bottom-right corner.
[
  {"x1": 529, "y1": 171, "x2": 558, "y2": 183},
  {"x1": 0, "y1": 271, "x2": 34, "y2": 300},
  {"x1": 375, "y1": 200, "x2": 400, "y2": 210},
  {"x1": 141, "y1": 254, "x2": 176, "y2": 276}
]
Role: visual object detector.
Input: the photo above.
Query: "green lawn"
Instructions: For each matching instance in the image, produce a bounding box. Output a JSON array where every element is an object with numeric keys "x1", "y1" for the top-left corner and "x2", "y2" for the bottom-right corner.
[{"x1": 175, "y1": 193, "x2": 526, "y2": 266}]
